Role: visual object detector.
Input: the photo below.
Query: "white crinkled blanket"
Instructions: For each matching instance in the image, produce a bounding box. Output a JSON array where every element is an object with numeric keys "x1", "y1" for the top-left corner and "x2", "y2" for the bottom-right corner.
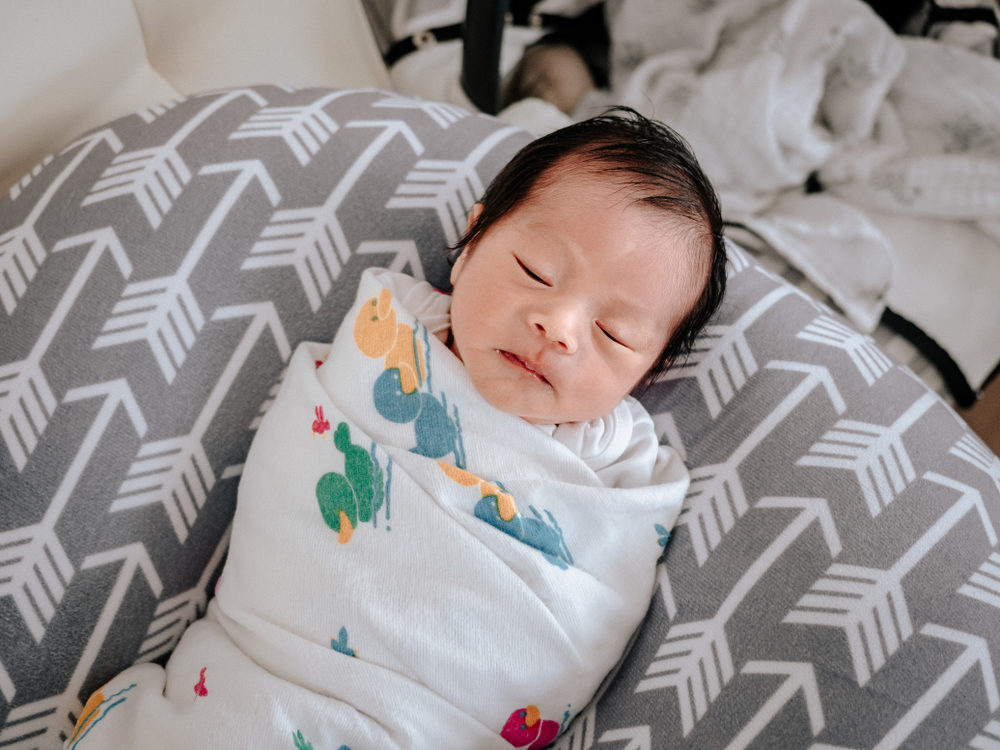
[
  {"x1": 602, "y1": 0, "x2": 1000, "y2": 385},
  {"x1": 66, "y1": 268, "x2": 688, "y2": 750},
  {"x1": 603, "y1": 0, "x2": 907, "y2": 331}
]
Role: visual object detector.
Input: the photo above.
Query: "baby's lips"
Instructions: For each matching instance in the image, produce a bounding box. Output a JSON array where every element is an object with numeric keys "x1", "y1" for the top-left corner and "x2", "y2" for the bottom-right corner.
[{"x1": 502, "y1": 349, "x2": 551, "y2": 385}]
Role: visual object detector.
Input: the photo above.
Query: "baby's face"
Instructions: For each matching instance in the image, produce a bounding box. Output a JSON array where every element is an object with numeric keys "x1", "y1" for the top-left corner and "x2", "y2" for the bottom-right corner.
[{"x1": 449, "y1": 169, "x2": 704, "y2": 425}]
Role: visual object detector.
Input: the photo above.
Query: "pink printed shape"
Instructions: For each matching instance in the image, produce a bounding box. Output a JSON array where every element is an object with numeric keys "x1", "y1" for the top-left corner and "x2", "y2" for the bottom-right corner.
[
  {"x1": 312, "y1": 405, "x2": 331, "y2": 437},
  {"x1": 501, "y1": 706, "x2": 559, "y2": 749},
  {"x1": 194, "y1": 667, "x2": 208, "y2": 697}
]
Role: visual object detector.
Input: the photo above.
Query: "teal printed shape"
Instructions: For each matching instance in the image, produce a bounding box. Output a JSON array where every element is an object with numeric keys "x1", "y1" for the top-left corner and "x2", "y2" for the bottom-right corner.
[
  {"x1": 475, "y1": 492, "x2": 574, "y2": 569},
  {"x1": 370, "y1": 323, "x2": 466, "y2": 467},
  {"x1": 330, "y1": 626, "x2": 357, "y2": 657},
  {"x1": 655, "y1": 523, "x2": 672, "y2": 548}
]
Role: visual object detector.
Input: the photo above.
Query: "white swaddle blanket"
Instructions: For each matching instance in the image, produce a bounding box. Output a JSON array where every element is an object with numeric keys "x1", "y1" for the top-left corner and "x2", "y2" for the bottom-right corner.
[{"x1": 66, "y1": 268, "x2": 688, "y2": 749}]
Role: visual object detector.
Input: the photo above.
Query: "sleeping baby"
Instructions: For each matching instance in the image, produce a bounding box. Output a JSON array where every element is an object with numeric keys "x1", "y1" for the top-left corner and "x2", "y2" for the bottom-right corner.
[{"x1": 66, "y1": 108, "x2": 726, "y2": 749}]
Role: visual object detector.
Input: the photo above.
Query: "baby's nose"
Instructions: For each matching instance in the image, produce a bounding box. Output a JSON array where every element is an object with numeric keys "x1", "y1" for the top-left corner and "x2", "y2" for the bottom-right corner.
[{"x1": 534, "y1": 315, "x2": 578, "y2": 354}]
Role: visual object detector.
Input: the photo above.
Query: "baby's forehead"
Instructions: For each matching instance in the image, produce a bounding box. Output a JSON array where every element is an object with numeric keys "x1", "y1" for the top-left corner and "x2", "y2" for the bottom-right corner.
[
  {"x1": 528, "y1": 166, "x2": 708, "y2": 250},
  {"x1": 528, "y1": 158, "x2": 696, "y2": 220},
  {"x1": 527, "y1": 157, "x2": 628, "y2": 199}
]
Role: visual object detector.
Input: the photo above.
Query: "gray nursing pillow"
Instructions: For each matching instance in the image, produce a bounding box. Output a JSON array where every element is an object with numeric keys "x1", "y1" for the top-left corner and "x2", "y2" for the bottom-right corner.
[{"x1": 1, "y1": 86, "x2": 998, "y2": 749}]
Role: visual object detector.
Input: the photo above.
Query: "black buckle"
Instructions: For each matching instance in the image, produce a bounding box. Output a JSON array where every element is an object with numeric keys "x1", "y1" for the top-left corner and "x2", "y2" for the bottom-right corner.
[{"x1": 384, "y1": 23, "x2": 464, "y2": 67}]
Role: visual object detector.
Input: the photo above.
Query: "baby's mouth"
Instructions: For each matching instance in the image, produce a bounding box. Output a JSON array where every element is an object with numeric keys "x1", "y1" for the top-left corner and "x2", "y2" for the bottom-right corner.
[{"x1": 499, "y1": 350, "x2": 550, "y2": 386}]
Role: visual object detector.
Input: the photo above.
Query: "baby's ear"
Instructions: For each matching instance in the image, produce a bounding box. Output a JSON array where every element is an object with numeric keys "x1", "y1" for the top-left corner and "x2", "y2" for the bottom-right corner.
[{"x1": 467, "y1": 203, "x2": 484, "y2": 233}]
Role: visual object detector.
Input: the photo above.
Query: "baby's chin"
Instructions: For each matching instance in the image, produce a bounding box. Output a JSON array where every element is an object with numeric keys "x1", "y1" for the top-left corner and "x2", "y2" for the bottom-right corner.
[
  {"x1": 491, "y1": 399, "x2": 613, "y2": 427},
  {"x1": 480, "y1": 393, "x2": 560, "y2": 426},
  {"x1": 520, "y1": 413, "x2": 559, "y2": 425}
]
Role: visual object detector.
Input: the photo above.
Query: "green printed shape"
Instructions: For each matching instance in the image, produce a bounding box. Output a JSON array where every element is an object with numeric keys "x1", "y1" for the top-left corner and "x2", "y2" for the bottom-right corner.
[{"x1": 316, "y1": 423, "x2": 385, "y2": 540}]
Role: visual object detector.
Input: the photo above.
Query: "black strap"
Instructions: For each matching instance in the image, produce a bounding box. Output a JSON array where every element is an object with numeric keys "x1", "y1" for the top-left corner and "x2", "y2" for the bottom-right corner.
[
  {"x1": 923, "y1": 1, "x2": 999, "y2": 33},
  {"x1": 383, "y1": 11, "x2": 584, "y2": 68},
  {"x1": 384, "y1": 23, "x2": 464, "y2": 67}
]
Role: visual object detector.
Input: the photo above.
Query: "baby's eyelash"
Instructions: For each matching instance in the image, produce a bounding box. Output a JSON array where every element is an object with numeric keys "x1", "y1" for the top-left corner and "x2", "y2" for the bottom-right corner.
[
  {"x1": 597, "y1": 323, "x2": 631, "y2": 349},
  {"x1": 515, "y1": 256, "x2": 550, "y2": 286}
]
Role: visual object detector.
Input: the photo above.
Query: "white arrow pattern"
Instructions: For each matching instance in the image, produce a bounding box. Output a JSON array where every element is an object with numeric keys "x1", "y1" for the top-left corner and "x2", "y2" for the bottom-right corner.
[
  {"x1": 652, "y1": 410, "x2": 686, "y2": 462},
  {"x1": 230, "y1": 90, "x2": 348, "y2": 165},
  {"x1": 136, "y1": 97, "x2": 182, "y2": 124},
  {"x1": 950, "y1": 433, "x2": 1000, "y2": 494},
  {"x1": 0, "y1": 130, "x2": 122, "y2": 314},
  {"x1": 726, "y1": 241, "x2": 752, "y2": 274},
  {"x1": 678, "y1": 361, "x2": 844, "y2": 566},
  {"x1": 967, "y1": 719, "x2": 1000, "y2": 749},
  {"x1": 785, "y1": 470, "x2": 997, "y2": 685},
  {"x1": 0, "y1": 379, "x2": 146, "y2": 641},
  {"x1": 82, "y1": 90, "x2": 266, "y2": 228},
  {"x1": 797, "y1": 391, "x2": 937, "y2": 516},
  {"x1": 659, "y1": 287, "x2": 793, "y2": 418},
  {"x1": 873, "y1": 625, "x2": 999, "y2": 750},
  {"x1": 137, "y1": 524, "x2": 232, "y2": 663},
  {"x1": 357, "y1": 240, "x2": 425, "y2": 278},
  {"x1": 109, "y1": 302, "x2": 290, "y2": 541},
  {"x1": 959, "y1": 552, "x2": 1000, "y2": 610},
  {"x1": 0, "y1": 229, "x2": 132, "y2": 470},
  {"x1": 0, "y1": 544, "x2": 162, "y2": 749},
  {"x1": 7, "y1": 155, "x2": 53, "y2": 201},
  {"x1": 94, "y1": 160, "x2": 280, "y2": 382},
  {"x1": 551, "y1": 705, "x2": 597, "y2": 750},
  {"x1": 638, "y1": 497, "x2": 840, "y2": 736},
  {"x1": 244, "y1": 121, "x2": 420, "y2": 311},
  {"x1": 724, "y1": 662, "x2": 824, "y2": 750},
  {"x1": 797, "y1": 315, "x2": 892, "y2": 386},
  {"x1": 387, "y1": 125, "x2": 522, "y2": 244},
  {"x1": 372, "y1": 94, "x2": 470, "y2": 128},
  {"x1": 598, "y1": 726, "x2": 652, "y2": 750}
]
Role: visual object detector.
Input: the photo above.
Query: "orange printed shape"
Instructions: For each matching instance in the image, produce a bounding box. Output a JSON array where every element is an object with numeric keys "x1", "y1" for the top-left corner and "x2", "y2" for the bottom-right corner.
[
  {"x1": 437, "y1": 462, "x2": 482, "y2": 486},
  {"x1": 438, "y1": 463, "x2": 519, "y2": 521},
  {"x1": 68, "y1": 690, "x2": 105, "y2": 741},
  {"x1": 480, "y1": 480, "x2": 517, "y2": 521},
  {"x1": 380, "y1": 322, "x2": 425, "y2": 394},
  {"x1": 353, "y1": 288, "x2": 425, "y2": 394},
  {"x1": 338, "y1": 511, "x2": 354, "y2": 544},
  {"x1": 353, "y1": 289, "x2": 398, "y2": 357},
  {"x1": 524, "y1": 705, "x2": 540, "y2": 726}
]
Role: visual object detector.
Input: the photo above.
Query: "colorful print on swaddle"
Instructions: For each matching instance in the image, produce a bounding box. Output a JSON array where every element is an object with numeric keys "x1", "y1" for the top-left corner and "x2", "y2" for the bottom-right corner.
[
  {"x1": 501, "y1": 705, "x2": 560, "y2": 749},
  {"x1": 353, "y1": 287, "x2": 466, "y2": 466},
  {"x1": 66, "y1": 683, "x2": 138, "y2": 748},
  {"x1": 438, "y1": 463, "x2": 574, "y2": 569},
  {"x1": 329, "y1": 626, "x2": 357, "y2": 658},
  {"x1": 292, "y1": 730, "x2": 349, "y2": 750},
  {"x1": 316, "y1": 422, "x2": 391, "y2": 544}
]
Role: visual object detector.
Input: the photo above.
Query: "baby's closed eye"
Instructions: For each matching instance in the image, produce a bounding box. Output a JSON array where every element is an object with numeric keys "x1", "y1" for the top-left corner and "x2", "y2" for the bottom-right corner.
[
  {"x1": 514, "y1": 255, "x2": 551, "y2": 286},
  {"x1": 597, "y1": 322, "x2": 632, "y2": 350}
]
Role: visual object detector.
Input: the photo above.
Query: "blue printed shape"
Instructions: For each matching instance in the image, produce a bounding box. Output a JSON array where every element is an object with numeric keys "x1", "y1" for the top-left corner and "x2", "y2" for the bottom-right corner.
[
  {"x1": 475, "y1": 495, "x2": 574, "y2": 569},
  {"x1": 372, "y1": 369, "x2": 462, "y2": 463}
]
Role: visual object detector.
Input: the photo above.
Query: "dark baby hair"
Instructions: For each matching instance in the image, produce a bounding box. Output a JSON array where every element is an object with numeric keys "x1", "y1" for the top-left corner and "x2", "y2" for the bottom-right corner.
[{"x1": 451, "y1": 107, "x2": 727, "y2": 391}]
